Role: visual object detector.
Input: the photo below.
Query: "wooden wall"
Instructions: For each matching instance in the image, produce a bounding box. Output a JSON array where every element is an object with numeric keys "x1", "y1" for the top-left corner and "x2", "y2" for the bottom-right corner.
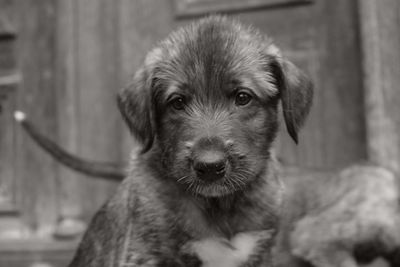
[{"x1": 5, "y1": 0, "x2": 368, "y2": 238}]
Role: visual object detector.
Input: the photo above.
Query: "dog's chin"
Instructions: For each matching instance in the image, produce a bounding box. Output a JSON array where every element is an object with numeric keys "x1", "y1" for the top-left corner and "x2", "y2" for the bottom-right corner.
[
  {"x1": 195, "y1": 183, "x2": 234, "y2": 197},
  {"x1": 178, "y1": 175, "x2": 248, "y2": 198}
]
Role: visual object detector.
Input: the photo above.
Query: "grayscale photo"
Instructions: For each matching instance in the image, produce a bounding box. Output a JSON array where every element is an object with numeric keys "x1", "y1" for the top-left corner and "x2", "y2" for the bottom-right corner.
[{"x1": 0, "y1": 0, "x2": 399, "y2": 267}]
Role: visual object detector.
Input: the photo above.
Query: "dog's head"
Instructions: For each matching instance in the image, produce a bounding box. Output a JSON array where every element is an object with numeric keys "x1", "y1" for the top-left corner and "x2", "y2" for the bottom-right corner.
[{"x1": 118, "y1": 16, "x2": 313, "y2": 197}]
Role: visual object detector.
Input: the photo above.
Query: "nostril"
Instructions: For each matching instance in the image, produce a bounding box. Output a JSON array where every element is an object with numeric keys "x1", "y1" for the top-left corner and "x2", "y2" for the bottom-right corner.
[
  {"x1": 194, "y1": 164, "x2": 205, "y2": 174},
  {"x1": 214, "y1": 162, "x2": 226, "y2": 173},
  {"x1": 193, "y1": 160, "x2": 227, "y2": 181}
]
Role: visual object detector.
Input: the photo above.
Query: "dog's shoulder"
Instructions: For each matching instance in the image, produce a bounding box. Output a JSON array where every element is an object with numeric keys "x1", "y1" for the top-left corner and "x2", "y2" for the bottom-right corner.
[{"x1": 69, "y1": 154, "x2": 184, "y2": 266}]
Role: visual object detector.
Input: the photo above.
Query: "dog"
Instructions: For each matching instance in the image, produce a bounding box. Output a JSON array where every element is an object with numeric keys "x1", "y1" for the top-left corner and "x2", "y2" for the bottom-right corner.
[
  {"x1": 274, "y1": 164, "x2": 400, "y2": 267},
  {"x1": 17, "y1": 16, "x2": 314, "y2": 266}
]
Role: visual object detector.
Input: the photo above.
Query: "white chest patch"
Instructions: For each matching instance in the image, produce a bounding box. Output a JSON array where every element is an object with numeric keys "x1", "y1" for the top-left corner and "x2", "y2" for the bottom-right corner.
[{"x1": 184, "y1": 231, "x2": 273, "y2": 267}]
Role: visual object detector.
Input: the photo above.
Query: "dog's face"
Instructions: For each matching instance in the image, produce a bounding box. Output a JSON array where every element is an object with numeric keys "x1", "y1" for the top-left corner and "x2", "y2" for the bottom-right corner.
[{"x1": 118, "y1": 16, "x2": 313, "y2": 197}]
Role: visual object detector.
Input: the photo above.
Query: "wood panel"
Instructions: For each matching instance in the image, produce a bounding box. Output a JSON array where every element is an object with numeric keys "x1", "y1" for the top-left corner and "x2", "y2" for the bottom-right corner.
[
  {"x1": 314, "y1": 0, "x2": 366, "y2": 167},
  {"x1": 15, "y1": 0, "x2": 59, "y2": 232},
  {"x1": 0, "y1": 238, "x2": 77, "y2": 267},
  {"x1": 0, "y1": 36, "x2": 15, "y2": 75},
  {"x1": 173, "y1": 0, "x2": 313, "y2": 18},
  {"x1": 68, "y1": 0, "x2": 121, "y2": 219},
  {"x1": 0, "y1": 80, "x2": 17, "y2": 213},
  {"x1": 359, "y1": 0, "x2": 400, "y2": 175},
  {"x1": 0, "y1": 0, "x2": 18, "y2": 213},
  {"x1": 0, "y1": 0, "x2": 15, "y2": 36},
  {"x1": 54, "y1": 0, "x2": 83, "y2": 228}
]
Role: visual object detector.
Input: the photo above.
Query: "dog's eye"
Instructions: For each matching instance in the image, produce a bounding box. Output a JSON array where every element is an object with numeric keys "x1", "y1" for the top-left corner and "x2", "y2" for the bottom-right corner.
[
  {"x1": 235, "y1": 92, "x2": 252, "y2": 106},
  {"x1": 170, "y1": 96, "x2": 186, "y2": 110}
]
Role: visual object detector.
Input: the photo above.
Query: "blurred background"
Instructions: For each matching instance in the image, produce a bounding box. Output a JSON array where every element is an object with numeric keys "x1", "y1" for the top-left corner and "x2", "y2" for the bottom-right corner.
[{"x1": 0, "y1": 0, "x2": 399, "y2": 266}]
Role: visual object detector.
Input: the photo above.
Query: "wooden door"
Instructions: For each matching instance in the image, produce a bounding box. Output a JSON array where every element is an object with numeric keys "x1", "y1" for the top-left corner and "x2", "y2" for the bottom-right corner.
[{"x1": 0, "y1": 0, "x2": 367, "y2": 266}]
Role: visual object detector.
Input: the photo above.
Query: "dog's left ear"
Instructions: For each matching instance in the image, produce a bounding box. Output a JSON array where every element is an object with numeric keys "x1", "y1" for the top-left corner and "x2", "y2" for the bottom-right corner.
[{"x1": 269, "y1": 55, "x2": 313, "y2": 144}]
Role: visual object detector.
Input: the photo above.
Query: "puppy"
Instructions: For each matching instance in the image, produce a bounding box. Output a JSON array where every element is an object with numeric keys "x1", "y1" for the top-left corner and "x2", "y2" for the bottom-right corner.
[
  {"x1": 274, "y1": 164, "x2": 400, "y2": 267},
  {"x1": 63, "y1": 15, "x2": 313, "y2": 267}
]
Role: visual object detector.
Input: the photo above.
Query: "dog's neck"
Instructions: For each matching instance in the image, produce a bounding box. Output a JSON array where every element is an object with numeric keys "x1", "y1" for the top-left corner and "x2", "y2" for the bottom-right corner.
[
  {"x1": 182, "y1": 160, "x2": 282, "y2": 240},
  {"x1": 190, "y1": 192, "x2": 251, "y2": 238}
]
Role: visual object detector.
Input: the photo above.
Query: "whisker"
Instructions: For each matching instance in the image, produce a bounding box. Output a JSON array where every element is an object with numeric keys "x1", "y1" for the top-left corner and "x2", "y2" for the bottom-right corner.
[
  {"x1": 236, "y1": 168, "x2": 256, "y2": 177},
  {"x1": 226, "y1": 178, "x2": 236, "y2": 191},
  {"x1": 187, "y1": 181, "x2": 195, "y2": 191},
  {"x1": 177, "y1": 175, "x2": 189, "y2": 183},
  {"x1": 229, "y1": 177, "x2": 242, "y2": 190},
  {"x1": 194, "y1": 184, "x2": 202, "y2": 196}
]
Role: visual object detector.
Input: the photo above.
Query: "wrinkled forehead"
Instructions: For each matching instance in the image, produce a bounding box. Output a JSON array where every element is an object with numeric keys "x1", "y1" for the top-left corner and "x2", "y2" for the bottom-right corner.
[{"x1": 146, "y1": 21, "x2": 278, "y2": 99}]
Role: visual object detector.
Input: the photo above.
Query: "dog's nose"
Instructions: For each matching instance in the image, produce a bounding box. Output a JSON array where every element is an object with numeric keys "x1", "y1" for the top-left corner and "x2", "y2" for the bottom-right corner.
[
  {"x1": 193, "y1": 155, "x2": 226, "y2": 181},
  {"x1": 191, "y1": 137, "x2": 228, "y2": 181},
  {"x1": 192, "y1": 138, "x2": 228, "y2": 181}
]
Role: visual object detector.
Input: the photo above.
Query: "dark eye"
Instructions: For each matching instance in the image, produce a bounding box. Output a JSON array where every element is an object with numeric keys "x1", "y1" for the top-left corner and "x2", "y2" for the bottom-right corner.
[
  {"x1": 235, "y1": 91, "x2": 252, "y2": 106},
  {"x1": 170, "y1": 96, "x2": 186, "y2": 110}
]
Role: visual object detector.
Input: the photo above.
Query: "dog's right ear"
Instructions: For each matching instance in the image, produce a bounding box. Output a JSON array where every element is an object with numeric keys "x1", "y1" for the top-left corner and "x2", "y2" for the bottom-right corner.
[{"x1": 117, "y1": 67, "x2": 155, "y2": 153}]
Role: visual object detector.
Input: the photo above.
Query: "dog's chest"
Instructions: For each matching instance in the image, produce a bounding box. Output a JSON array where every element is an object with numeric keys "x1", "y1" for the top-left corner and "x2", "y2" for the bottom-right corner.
[
  {"x1": 182, "y1": 231, "x2": 272, "y2": 267},
  {"x1": 181, "y1": 195, "x2": 273, "y2": 237}
]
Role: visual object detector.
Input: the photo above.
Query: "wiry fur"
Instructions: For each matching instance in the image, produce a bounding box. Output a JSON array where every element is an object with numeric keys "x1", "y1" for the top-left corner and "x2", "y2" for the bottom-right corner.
[
  {"x1": 274, "y1": 164, "x2": 400, "y2": 267},
  {"x1": 69, "y1": 16, "x2": 313, "y2": 267}
]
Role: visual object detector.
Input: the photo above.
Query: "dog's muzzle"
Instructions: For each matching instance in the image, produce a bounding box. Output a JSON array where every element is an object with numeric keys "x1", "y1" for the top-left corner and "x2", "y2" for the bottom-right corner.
[{"x1": 191, "y1": 137, "x2": 229, "y2": 182}]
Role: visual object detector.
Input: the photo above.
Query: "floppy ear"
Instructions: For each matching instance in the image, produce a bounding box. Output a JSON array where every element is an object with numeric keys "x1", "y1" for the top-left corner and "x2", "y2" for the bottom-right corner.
[
  {"x1": 271, "y1": 58, "x2": 313, "y2": 144},
  {"x1": 117, "y1": 67, "x2": 155, "y2": 153}
]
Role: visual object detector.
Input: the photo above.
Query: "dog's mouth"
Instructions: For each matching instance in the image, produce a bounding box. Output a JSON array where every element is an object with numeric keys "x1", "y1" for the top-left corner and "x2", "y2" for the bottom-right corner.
[
  {"x1": 179, "y1": 177, "x2": 241, "y2": 197},
  {"x1": 176, "y1": 159, "x2": 254, "y2": 197}
]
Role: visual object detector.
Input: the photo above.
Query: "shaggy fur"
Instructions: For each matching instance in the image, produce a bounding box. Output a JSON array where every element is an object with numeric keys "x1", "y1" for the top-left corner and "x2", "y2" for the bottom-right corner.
[
  {"x1": 274, "y1": 164, "x2": 400, "y2": 267},
  {"x1": 68, "y1": 15, "x2": 313, "y2": 267}
]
